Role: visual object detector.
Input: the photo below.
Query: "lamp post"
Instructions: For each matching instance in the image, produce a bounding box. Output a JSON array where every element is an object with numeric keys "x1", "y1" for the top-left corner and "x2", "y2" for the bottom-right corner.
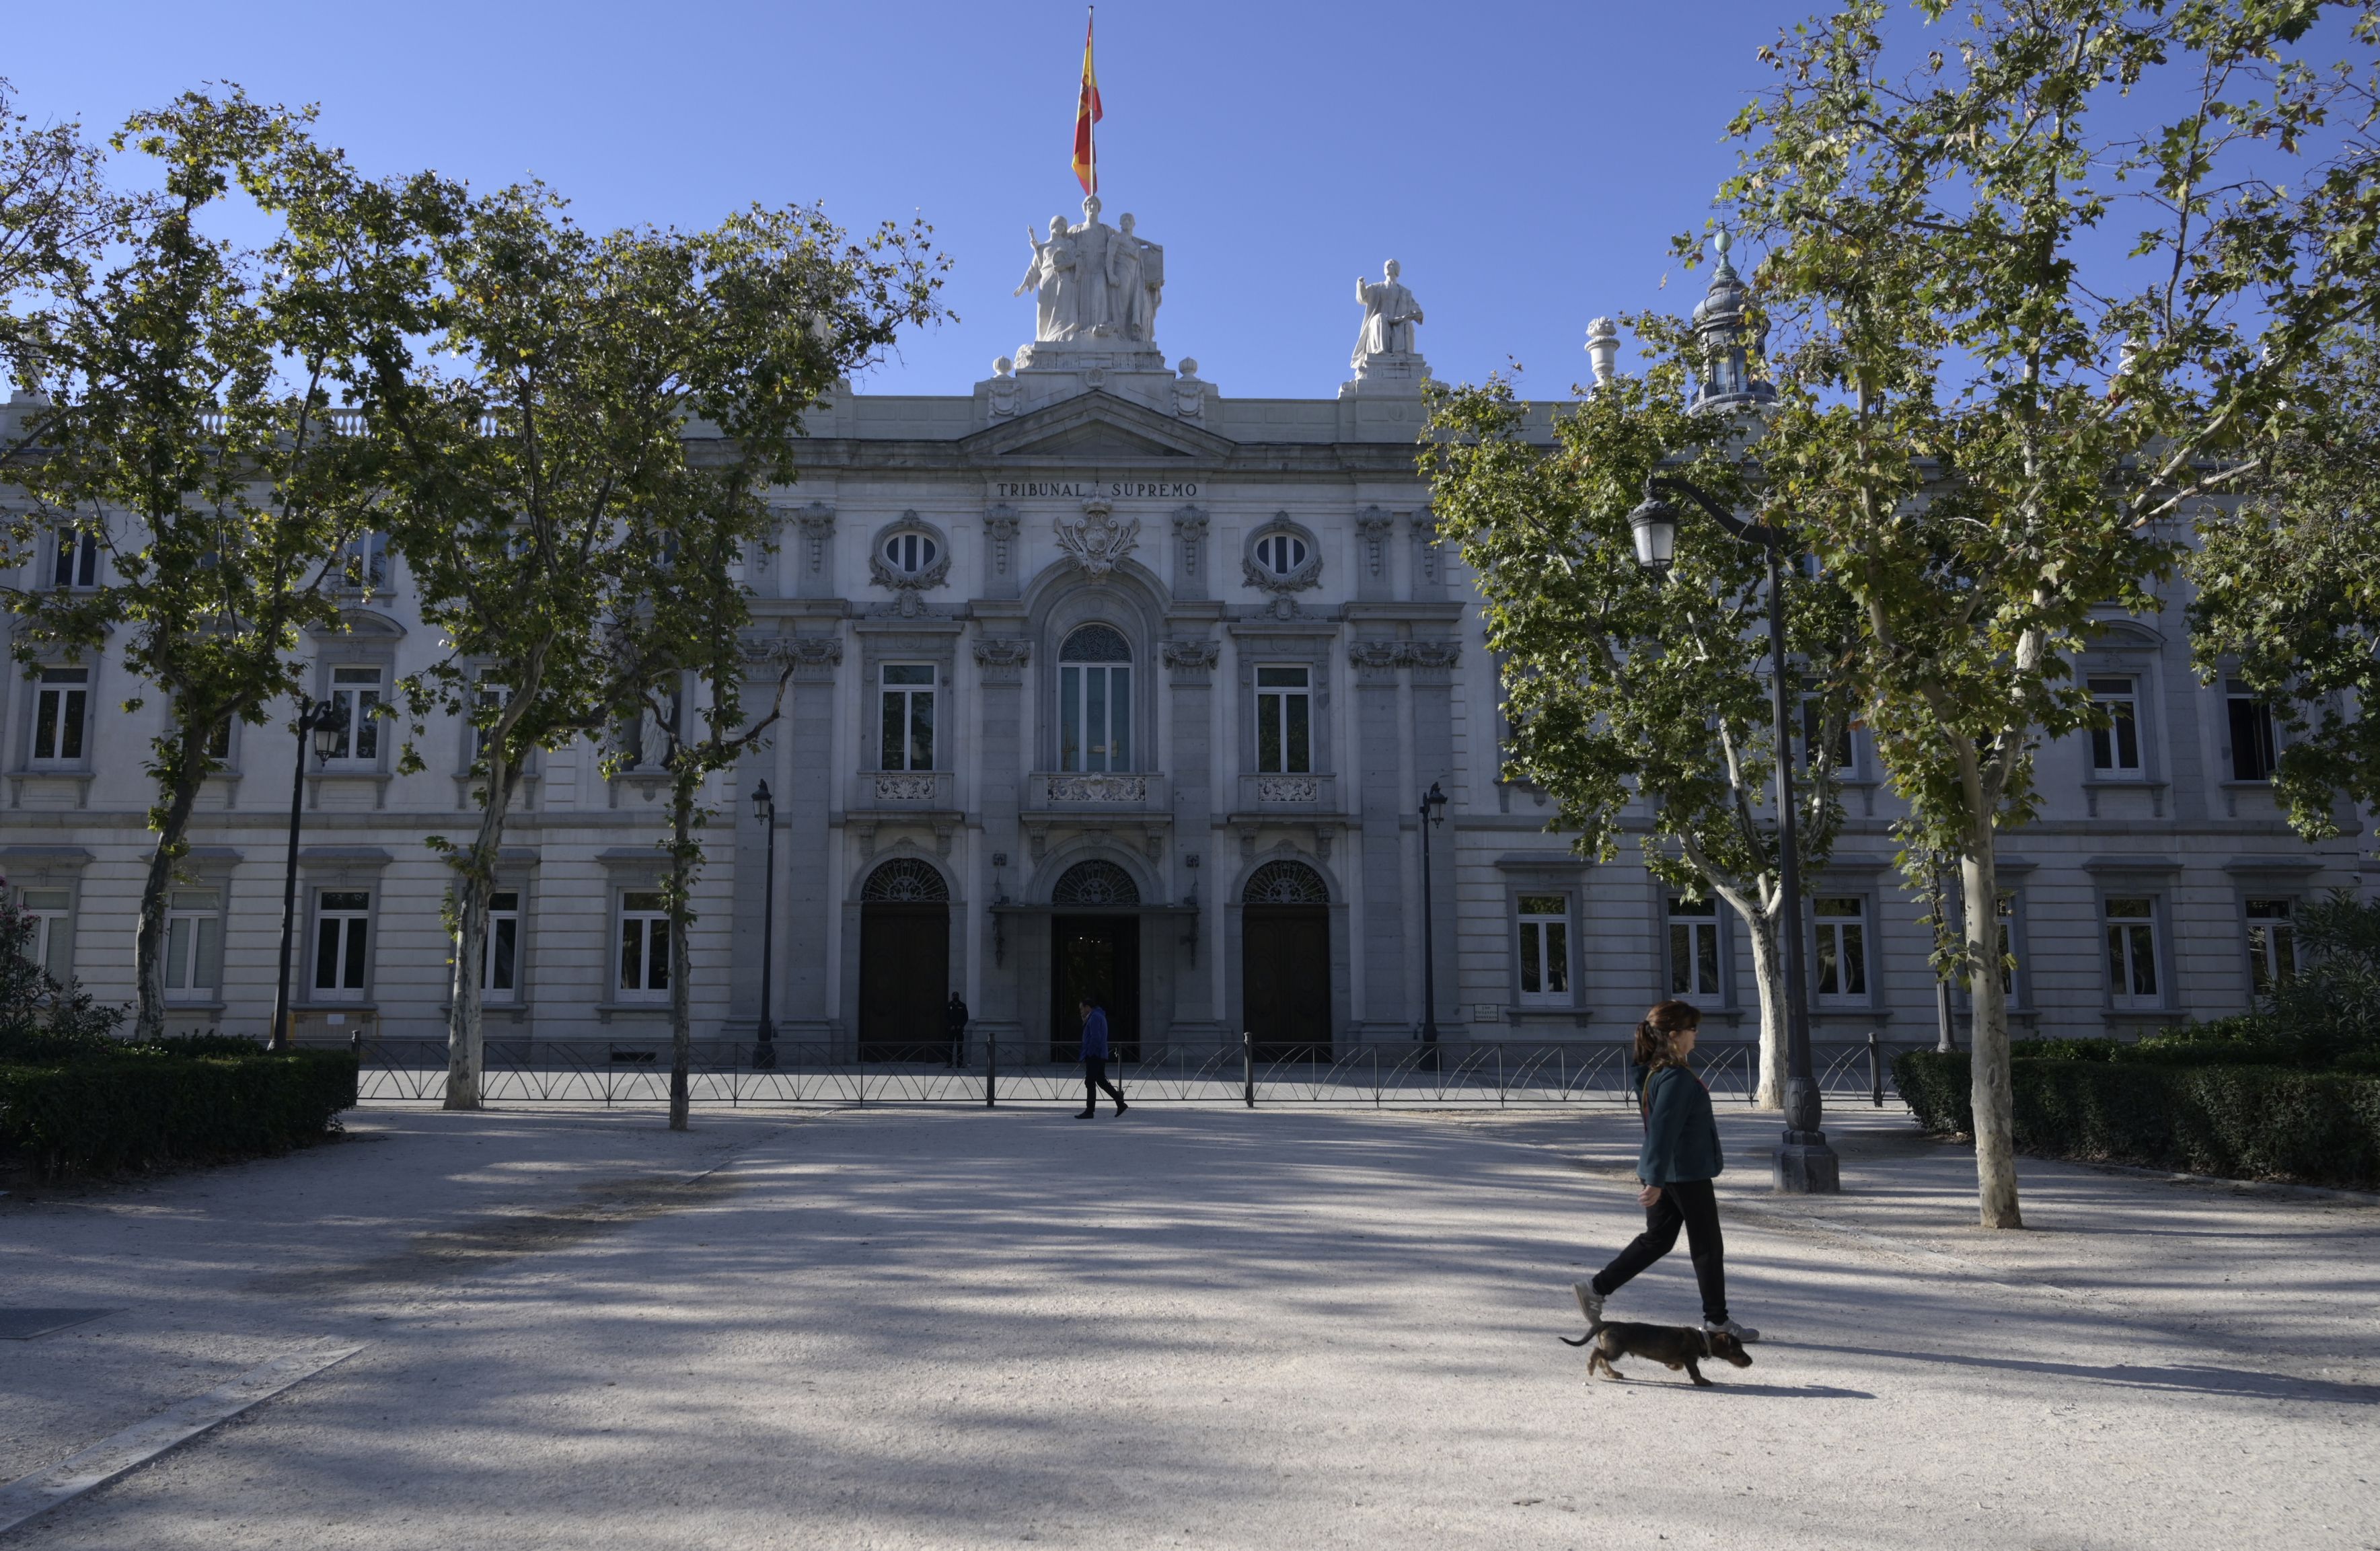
[
  {"x1": 1626, "y1": 474, "x2": 1840, "y2": 1193},
  {"x1": 1417, "y1": 780, "x2": 1448, "y2": 1053},
  {"x1": 750, "y1": 780, "x2": 778, "y2": 1069},
  {"x1": 270, "y1": 698, "x2": 345, "y2": 1051}
]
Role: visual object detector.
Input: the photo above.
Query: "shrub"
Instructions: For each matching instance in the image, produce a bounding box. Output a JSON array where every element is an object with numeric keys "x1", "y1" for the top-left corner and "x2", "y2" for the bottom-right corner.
[
  {"x1": 0, "y1": 1049, "x2": 359, "y2": 1176},
  {"x1": 1893, "y1": 1050, "x2": 2380, "y2": 1186},
  {"x1": 0, "y1": 896, "x2": 125, "y2": 1063}
]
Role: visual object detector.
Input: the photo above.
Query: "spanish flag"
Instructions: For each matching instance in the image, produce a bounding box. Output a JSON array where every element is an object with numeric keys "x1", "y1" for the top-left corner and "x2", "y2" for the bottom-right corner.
[{"x1": 1072, "y1": 9, "x2": 1102, "y2": 194}]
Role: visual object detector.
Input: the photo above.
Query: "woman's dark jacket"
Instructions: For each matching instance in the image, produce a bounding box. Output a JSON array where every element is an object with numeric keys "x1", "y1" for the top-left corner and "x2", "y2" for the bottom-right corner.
[{"x1": 1637, "y1": 1064, "x2": 1724, "y2": 1186}]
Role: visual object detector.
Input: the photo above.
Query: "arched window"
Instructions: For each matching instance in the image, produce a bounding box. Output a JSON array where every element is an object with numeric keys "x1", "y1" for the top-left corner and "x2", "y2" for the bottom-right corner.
[
  {"x1": 882, "y1": 530, "x2": 939, "y2": 577},
  {"x1": 1254, "y1": 531, "x2": 1308, "y2": 577},
  {"x1": 1242, "y1": 860, "x2": 1329, "y2": 905},
  {"x1": 1058, "y1": 625, "x2": 1133, "y2": 772},
  {"x1": 1051, "y1": 860, "x2": 1140, "y2": 907},
  {"x1": 861, "y1": 858, "x2": 950, "y2": 903}
]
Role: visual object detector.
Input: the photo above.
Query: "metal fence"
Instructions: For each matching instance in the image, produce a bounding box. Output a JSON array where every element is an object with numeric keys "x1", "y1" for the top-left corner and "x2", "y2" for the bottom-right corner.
[{"x1": 309, "y1": 1032, "x2": 1920, "y2": 1110}]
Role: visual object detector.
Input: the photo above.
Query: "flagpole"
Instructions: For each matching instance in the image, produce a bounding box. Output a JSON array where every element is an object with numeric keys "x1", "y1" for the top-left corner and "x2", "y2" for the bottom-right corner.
[{"x1": 1087, "y1": 7, "x2": 1096, "y2": 196}]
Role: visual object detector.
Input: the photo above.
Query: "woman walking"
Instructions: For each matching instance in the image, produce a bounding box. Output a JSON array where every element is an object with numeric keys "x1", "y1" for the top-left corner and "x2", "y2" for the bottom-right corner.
[
  {"x1": 1572, "y1": 1000, "x2": 1758, "y2": 1341},
  {"x1": 1074, "y1": 996, "x2": 1127, "y2": 1119}
]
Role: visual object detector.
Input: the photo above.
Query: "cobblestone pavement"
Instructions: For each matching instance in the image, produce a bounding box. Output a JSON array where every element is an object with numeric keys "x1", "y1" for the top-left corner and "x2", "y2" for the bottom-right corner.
[{"x1": 3, "y1": 1103, "x2": 2374, "y2": 1550}]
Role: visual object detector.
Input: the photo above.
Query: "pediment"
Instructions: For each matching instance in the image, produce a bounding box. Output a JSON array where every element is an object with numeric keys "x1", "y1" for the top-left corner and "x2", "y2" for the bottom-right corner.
[{"x1": 961, "y1": 389, "x2": 1236, "y2": 462}]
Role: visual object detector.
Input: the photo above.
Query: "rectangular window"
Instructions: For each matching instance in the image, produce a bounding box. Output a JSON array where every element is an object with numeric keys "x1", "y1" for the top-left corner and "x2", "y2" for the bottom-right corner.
[
  {"x1": 617, "y1": 891, "x2": 670, "y2": 999},
  {"x1": 1995, "y1": 891, "x2": 2022, "y2": 1006},
  {"x1": 338, "y1": 531, "x2": 387, "y2": 591},
  {"x1": 481, "y1": 890, "x2": 521, "y2": 1001},
  {"x1": 204, "y1": 716, "x2": 233, "y2": 761},
  {"x1": 32, "y1": 667, "x2": 89, "y2": 763},
  {"x1": 2087, "y1": 676, "x2": 2141, "y2": 773},
  {"x1": 467, "y1": 677, "x2": 507, "y2": 764},
  {"x1": 163, "y1": 888, "x2": 223, "y2": 1002},
  {"x1": 51, "y1": 528, "x2": 97, "y2": 589},
  {"x1": 2105, "y1": 897, "x2": 2161, "y2": 1008},
  {"x1": 1667, "y1": 895, "x2": 1723, "y2": 999},
  {"x1": 15, "y1": 887, "x2": 71, "y2": 981},
  {"x1": 1256, "y1": 666, "x2": 1313, "y2": 774},
  {"x1": 1059, "y1": 664, "x2": 1131, "y2": 771},
  {"x1": 312, "y1": 889, "x2": 371, "y2": 999},
  {"x1": 1799, "y1": 696, "x2": 1853, "y2": 772},
  {"x1": 1812, "y1": 896, "x2": 1870, "y2": 1004},
  {"x1": 1516, "y1": 893, "x2": 1570, "y2": 1004},
  {"x1": 2244, "y1": 898, "x2": 2297, "y2": 997},
  {"x1": 2226, "y1": 681, "x2": 2278, "y2": 782},
  {"x1": 324, "y1": 667, "x2": 382, "y2": 763},
  {"x1": 880, "y1": 664, "x2": 936, "y2": 771}
]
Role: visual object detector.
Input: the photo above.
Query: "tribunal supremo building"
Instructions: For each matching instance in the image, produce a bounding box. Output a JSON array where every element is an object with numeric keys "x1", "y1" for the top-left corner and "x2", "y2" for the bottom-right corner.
[{"x1": 3, "y1": 204, "x2": 2367, "y2": 1055}]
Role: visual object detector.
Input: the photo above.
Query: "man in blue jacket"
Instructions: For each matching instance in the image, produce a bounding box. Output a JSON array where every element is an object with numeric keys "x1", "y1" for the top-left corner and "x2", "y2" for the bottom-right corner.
[{"x1": 1075, "y1": 997, "x2": 1127, "y2": 1119}]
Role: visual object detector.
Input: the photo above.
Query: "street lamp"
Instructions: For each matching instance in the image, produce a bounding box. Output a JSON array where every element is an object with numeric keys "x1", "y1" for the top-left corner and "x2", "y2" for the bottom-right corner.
[
  {"x1": 1417, "y1": 780, "x2": 1449, "y2": 1053},
  {"x1": 1625, "y1": 474, "x2": 1840, "y2": 1194},
  {"x1": 750, "y1": 780, "x2": 778, "y2": 1070},
  {"x1": 270, "y1": 697, "x2": 345, "y2": 1051}
]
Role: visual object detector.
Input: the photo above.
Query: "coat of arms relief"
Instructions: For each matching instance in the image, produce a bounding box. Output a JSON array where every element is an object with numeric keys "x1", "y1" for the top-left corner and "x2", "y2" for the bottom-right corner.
[{"x1": 1054, "y1": 498, "x2": 1140, "y2": 577}]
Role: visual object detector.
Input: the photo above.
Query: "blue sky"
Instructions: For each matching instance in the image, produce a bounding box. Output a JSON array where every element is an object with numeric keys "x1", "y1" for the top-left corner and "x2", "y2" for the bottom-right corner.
[{"x1": 10, "y1": 2, "x2": 1836, "y2": 400}]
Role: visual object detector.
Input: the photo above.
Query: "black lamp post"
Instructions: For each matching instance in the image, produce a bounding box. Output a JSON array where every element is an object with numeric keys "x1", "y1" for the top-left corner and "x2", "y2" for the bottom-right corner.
[
  {"x1": 1626, "y1": 475, "x2": 1840, "y2": 1194},
  {"x1": 1417, "y1": 780, "x2": 1449, "y2": 1050},
  {"x1": 270, "y1": 698, "x2": 345, "y2": 1051},
  {"x1": 750, "y1": 780, "x2": 778, "y2": 1069}
]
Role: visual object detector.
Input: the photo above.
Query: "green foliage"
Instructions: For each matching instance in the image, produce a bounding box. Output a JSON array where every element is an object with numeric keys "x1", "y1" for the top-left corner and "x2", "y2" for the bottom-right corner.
[
  {"x1": 0, "y1": 1048, "x2": 357, "y2": 1176},
  {"x1": 0, "y1": 78, "x2": 126, "y2": 400},
  {"x1": 0, "y1": 895, "x2": 124, "y2": 1063},
  {"x1": 1895, "y1": 1049, "x2": 2380, "y2": 1187}
]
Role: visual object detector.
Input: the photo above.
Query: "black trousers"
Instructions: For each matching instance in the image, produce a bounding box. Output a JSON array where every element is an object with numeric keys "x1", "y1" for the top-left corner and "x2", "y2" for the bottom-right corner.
[
  {"x1": 1082, "y1": 1057, "x2": 1125, "y2": 1110},
  {"x1": 1590, "y1": 1176, "x2": 1729, "y2": 1324}
]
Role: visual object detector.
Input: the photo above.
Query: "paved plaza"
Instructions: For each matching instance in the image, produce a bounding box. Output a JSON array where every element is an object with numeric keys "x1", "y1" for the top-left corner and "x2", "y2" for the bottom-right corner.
[{"x1": 2, "y1": 1101, "x2": 2375, "y2": 1550}]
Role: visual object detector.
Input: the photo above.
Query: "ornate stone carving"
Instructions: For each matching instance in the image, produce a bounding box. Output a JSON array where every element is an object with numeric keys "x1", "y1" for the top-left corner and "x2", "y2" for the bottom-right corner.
[
  {"x1": 1054, "y1": 498, "x2": 1140, "y2": 577},
  {"x1": 1255, "y1": 776, "x2": 1320, "y2": 804},
  {"x1": 1160, "y1": 638, "x2": 1220, "y2": 672},
  {"x1": 1412, "y1": 513, "x2": 1444, "y2": 589},
  {"x1": 1402, "y1": 640, "x2": 1462, "y2": 671},
  {"x1": 1173, "y1": 358, "x2": 1205, "y2": 418},
  {"x1": 1014, "y1": 196, "x2": 1165, "y2": 346},
  {"x1": 1242, "y1": 515, "x2": 1324, "y2": 597},
  {"x1": 982, "y1": 504, "x2": 1020, "y2": 581},
  {"x1": 988, "y1": 357, "x2": 1018, "y2": 417},
  {"x1": 790, "y1": 502, "x2": 835, "y2": 579},
  {"x1": 1349, "y1": 640, "x2": 1403, "y2": 681},
  {"x1": 872, "y1": 772, "x2": 939, "y2": 803},
  {"x1": 1044, "y1": 773, "x2": 1148, "y2": 803},
  {"x1": 787, "y1": 636, "x2": 844, "y2": 681},
  {"x1": 1170, "y1": 504, "x2": 1207, "y2": 586},
  {"x1": 972, "y1": 636, "x2": 1032, "y2": 685},
  {"x1": 1356, "y1": 506, "x2": 1394, "y2": 579},
  {"x1": 868, "y1": 515, "x2": 952, "y2": 617}
]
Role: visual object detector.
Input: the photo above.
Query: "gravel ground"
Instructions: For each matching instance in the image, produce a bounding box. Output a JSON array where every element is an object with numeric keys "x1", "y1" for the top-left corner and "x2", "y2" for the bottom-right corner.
[{"x1": 2, "y1": 1101, "x2": 2374, "y2": 1550}]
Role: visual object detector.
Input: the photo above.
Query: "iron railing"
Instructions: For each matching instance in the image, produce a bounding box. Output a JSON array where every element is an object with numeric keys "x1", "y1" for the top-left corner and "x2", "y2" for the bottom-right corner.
[{"x1": 307, "y1": 1032, "x2": 1918, "y2": 1109}]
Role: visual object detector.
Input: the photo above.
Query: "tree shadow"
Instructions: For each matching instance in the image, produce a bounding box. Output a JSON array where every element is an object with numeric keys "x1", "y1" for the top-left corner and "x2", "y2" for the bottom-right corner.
[{"x1": 1779, "y1": 1340, "x2": 2380, "y2": 1404}]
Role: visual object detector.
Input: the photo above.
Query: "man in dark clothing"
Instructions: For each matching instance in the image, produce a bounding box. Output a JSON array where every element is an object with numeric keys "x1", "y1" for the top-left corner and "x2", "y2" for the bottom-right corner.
[
  {"x1": 1074, "y1": 997, "x2": 1127, "y2": 1119},
  {"x1": 944, "y1": 992, "x2": 969, "y2": 1067}
]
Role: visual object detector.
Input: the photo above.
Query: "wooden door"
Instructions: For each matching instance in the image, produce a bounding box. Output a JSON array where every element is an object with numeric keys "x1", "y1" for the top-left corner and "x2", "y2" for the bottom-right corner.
[
  {"x1": 859, "y1": 903, "x2": 949, "y2": 1060},
  {"x1": 1242, "y1": 907, "x2": 1330, "y2": 1061}
]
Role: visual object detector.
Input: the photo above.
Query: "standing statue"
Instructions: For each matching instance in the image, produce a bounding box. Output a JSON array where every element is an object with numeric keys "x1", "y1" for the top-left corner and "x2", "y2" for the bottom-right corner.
[
  {"x1": 1014, "y1": 217, "x2": 1081, "y2": 341},
  {"x1": 1109, "y1": 213, "x2": 1163, "y2": 343},
  {"x1": 1352, "y1": 259, "x2": 1425, "y2": 367},
  {"x1": 1067, "y1": 196, "x2": 1113, "y2": 337}
]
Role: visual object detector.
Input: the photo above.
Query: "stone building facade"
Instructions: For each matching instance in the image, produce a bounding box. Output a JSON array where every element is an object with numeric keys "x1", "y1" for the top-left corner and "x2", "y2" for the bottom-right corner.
[{"x1": 3, "y1": 213, "x2": 2367, "y2": 1055}]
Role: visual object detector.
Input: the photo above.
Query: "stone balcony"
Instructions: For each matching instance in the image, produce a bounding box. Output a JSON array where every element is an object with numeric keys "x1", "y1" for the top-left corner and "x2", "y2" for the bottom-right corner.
[
  {"x1": 1022, "y1": 771, "x2": 1173, "y2": 862},
  {"x1": 1234, "y1": 772, "x2": 1340, "y2": 815},
  {"x1": 848, "y1": 769, "x2": 958, "y2": 813}
]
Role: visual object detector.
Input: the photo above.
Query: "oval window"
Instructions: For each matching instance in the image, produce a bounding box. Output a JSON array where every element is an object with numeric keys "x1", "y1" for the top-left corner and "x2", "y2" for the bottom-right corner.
[
  {"x1": 1257, "y1": 533, "x2": 1307, "y2": 576},
  {"x1": 884, "y1": 532, "x2": 938, "y2": 574}
]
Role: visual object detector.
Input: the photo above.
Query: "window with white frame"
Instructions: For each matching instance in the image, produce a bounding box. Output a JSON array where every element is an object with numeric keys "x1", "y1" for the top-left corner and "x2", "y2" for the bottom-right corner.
[
  {"x1": 15, "y1": 887, "x2": 71, "y2": 980},
  {"x1": 1812, "y1": 896, "x2": 1871, "y2": 1004},
  {"x1": 880, "y1": 664, "x2": 936, "y2": 771},
  {"x1": 481, "y1": 890, "x2": 522, "y2": 1002},
  {"x1": 204, "y1": 716, "x2": 233, "y2": 762},
  {"x1": 50, "y1": 527, "x2": 97, "y2": 589},
  {"x1": 322, "y1": 667, "x2": 383, "y2": 764},
  {"x1": 2244, "y1": 898, "x2": 2297, "y2": 997},
  {"x1": 617, "y1": 891, "x2": 670, "y2": 999},
  {"x1": 1994, "y1": 891, "x2": 2024, "y2": 1007},
  {"x1": 1058, "y1": 625, "x2": 1132, "y2": 772},
  {"x1": 1516, "y1": 895, "x2": 1570, "y2": 1004},
  {"x1": 881, "y1": 529, "x2": 938, "y2": 577},
  {"x1": 1668, "y1": 895, "x2": 1724, "y2": 999},
  {"x1": 1253, "y1": 531, "x2": 1308, "y2": 577},
  {"x1": 2226, "y1": 681, "x2": 2278, "y2": 782},
  {"x1": 466, "y1": 676, "x2": 507, "y2": 765},
  {"x1": 337, "y1": 531, "x2": 388, "y2": 591},
  {"x1": 1255, "y1": 665, "x2": 1312, "y2": 773},
  {"x1": 312, "y1": 889, "x2": 371, "y2": 1000},
  {"x1": 2104, "y1": 897, "x2": 2161, "y2": 1008},
  {"x1": 163, "y1": 888, "x2": 223, "y2": 1002},
  {"x1": 31, "y1": 667, "x2": 89, "y2": 764},
  {"x1": 2087, "y1": 675, "x2": 2142, "y2": 773}
]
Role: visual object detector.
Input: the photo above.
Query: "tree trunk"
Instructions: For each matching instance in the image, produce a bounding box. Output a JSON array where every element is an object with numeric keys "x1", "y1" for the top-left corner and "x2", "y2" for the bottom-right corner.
[
  {"x1": 1739, "y1": 902, "x2": 1789, "y2": 1110},
  {"x1": 1962, "y1": 841, "x2": 2022, "y2": 1228},
  {"x1": 444, "y1": 765, "x2": 515, "y2": 1112},
  {"x1": 667, "y1": 775, "x2": 695, "y2": 1133},
  {"x1": 133, "y1": 722, "x2": 210, "y2": 1044}
]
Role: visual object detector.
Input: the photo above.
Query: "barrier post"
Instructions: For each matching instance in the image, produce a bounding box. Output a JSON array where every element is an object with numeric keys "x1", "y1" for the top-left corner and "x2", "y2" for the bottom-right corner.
[
  {"x1": 1242, "y1": 1030, "x2": 1255, "y2": 1109},
  {"x1": 1868, "y1": 1030, "x2": 1883, "y2": 1108},
  {"x1": 986, "y1": 1035, "x2": 997, "y2": 1108}
]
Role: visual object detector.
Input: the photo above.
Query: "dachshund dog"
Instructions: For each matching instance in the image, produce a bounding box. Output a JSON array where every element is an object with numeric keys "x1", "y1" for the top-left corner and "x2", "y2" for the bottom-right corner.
[{"x1": 1559, "y1": 1319, "x2": 1754, "y2": 1387}]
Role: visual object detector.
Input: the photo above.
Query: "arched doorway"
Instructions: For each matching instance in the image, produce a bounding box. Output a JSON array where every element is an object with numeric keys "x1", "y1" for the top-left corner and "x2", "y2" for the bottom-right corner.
[
  {"x1": 1049, "y1": 859, "x2": 1140, "y2": 1061},
  {"x1": 1242, "y1": 860, "x2": 1331, "y2": 1061},
  {"x1": 858, "y1": 859, "x2": 949, "y2": 1061}
]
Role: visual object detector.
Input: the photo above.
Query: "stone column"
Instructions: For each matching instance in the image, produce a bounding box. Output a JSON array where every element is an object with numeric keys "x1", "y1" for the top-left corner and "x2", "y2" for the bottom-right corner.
[
  {"x1": 1406, "y1": 640, "x2": 1462, "y2": 1038},
  {"x1": 1163, "y1": 636, "x2": 1221, "y2": 1044},
  {"x1": 1350, "y1": 640, "x2": 1408, "y2": 1040},
  {"x1": 972, "y1": 632, "x2": 1031, "y2": 1049},
  {"x1": 782, "y1": 634, "x2": 842, "y2": 1043}
]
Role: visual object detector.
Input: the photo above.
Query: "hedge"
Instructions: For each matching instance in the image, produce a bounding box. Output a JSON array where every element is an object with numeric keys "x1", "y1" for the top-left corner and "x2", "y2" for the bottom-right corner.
[
  {"x1": 0, "y1": 1048, "x2": 359, "y2": 1176},
  {"x1": 1894, "y1": 1051, "x2": 2380, "y2": 1188}
]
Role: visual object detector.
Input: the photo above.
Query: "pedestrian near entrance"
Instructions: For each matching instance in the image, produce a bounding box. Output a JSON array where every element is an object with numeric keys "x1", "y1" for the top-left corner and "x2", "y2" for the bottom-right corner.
[
  {"x1": 1075, "y1": 997, "x2": 1127, "y2": 1119},
  {"x1": 944, "y1": 992, "x2": 970, "y2": 1068},
  {"x1": 1572, "y1": 1000, "x2": 1759, "y2": 1342}
]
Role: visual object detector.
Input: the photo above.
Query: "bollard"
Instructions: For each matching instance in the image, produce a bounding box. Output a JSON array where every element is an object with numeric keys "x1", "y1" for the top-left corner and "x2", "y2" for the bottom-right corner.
[
  {"x1": 986, "y1": 1034, "x2": 997, "y2": 1108},
  {"x1": 1242, "y1": 1030, "x2": 1255, "y2": 1109},
  {"x1": 1868, "y1": 1029, "x2": 1883, "y2": 1107}
]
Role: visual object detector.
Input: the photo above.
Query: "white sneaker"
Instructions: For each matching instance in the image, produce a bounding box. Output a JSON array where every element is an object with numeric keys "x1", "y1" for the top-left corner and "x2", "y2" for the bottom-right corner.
[
  {"x1": 1705, "y1": 1317, "x2": 1760, "y2": 1342},
  {"x1": 1572, "y1": 1282, "x2": 1604, "y2": 1324}
]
